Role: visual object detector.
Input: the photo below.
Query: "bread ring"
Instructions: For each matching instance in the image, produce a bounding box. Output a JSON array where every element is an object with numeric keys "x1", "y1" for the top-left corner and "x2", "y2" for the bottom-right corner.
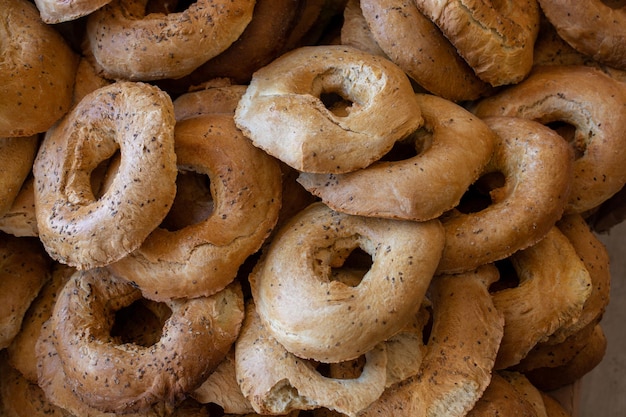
[
  {"x1": 109, "y1": 114, "x2": 282, "y2": 301},
  {"x1": 298, "y1": 93, "x2": 496, "y2": 221},
  {"x1": 33, "y1": 81, "x2": 178, "y2": 270},
  {"x1": 83, "y1": 0, "x2": 255, "y2": 80},
  {"x1": 437, "y1": 116, "x2": 573, "y2": 274},
  {"x1": 250, "y1": 202, "x2": 444, "y2": 363},
  {"x1": 360, "y1": 0, "x2": 492, "y2": 101},
  {"x1": 0, "y1": 234, "x2": 51, "y2": 350},
  {"x1": 472, "y1": 65, "x2": 626, "y2": 214},
  {"x1": 236, "y1": 302, "x2": 388, "y2": 416},
  {"x1": 48, "y1": 267, "x2": 244, "y2": 414},
  {"x1": 414, "y1": 0, "x2": 540, "y2": 86},
  {"x1": 0, "y1": 0, "x2": 79, "y2": 138},
  {"x1": 234, "y1": 45, "x2": 423, "y2": 174},
  {"x1": 33, "y1": 0, "x2": 112, "y2": 23},
  {"x1": 491, "y1": 227, "x2": 593, "y2": 370},
  {"x1": 538, "y1": 0, "x2": 626, "y2": 70},
  {"x1": 359, "y1": 265, "x2": 504, "y2": 417},
  {"x1": 0, "y1": 135, "x2": 39, "y2": 217}
]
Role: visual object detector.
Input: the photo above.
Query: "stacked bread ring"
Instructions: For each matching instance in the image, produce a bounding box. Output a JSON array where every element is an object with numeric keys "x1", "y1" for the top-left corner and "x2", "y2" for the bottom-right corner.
[{"x1": 3, "y1": 0, "x2": 626, "y2": 416}]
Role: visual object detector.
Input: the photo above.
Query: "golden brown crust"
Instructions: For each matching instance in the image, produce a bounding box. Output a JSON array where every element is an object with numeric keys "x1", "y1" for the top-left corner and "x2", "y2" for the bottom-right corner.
[
  {"x1": 83, "y1": 0, "x2": 255, "y2": 80},
  {"x1": 48, "y1": 268, "x2": 244, "y2": 414},
  {"x1": 340, "y1": 0, "x2": 387, "y2": 57},
  {"x1": 472, "y1": 65, "x2": 626, "y2": 214},
  {"x1": 33, "y1": 81, "x2": 178, "y2": 270},
  {"x1": 250, "y1": 202, "x2": 444, "y2": 363},
  {"x1": 466, "y1": 372, "x2": 538, "y2": 417},
  {"x1": 298, "y1": 93, "x2": 496, "y2": 221},
  {"x1": 437, "y1": 116, "x2": 573, "y2": 274},
  {"x1": 0, "y1": 234, "x2": 51, "y2": 349},
  {"x1": 0, "y1": 135, "x2": 39, "y2": 217},
  {"x1": 415, "y1": 0, "x2": 540, "y2": 86},
  {"x1": 0, "y1": 0, "x2": 79, "y2": 138},
  {"x1": 0, "y1": 176, "x2": 38, "y2": 237},
  {"x1": 109, "y1": 114, "x2": 282, "y2": 301},
  {"x1": 234, "y1": 45, "x2": 423, "y2": 174},
  {"x1": 360, "y1": 0, "x2": 492, "y2": 101}
]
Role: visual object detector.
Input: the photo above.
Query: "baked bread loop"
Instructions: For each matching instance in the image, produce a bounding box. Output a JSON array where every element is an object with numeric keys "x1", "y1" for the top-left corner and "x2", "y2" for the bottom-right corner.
[
  {"x1": 414, "y1": 0, "x2": 540, "y2": 86},
  {"x1": 33, "y1": 81, "x2": 178, "y2": 270},
  {"x1": 0, "y1": 0, "x2": 79, "y2": 138},
  {"x1": 109, "y1": 114, "x2": 282, "y2": 301},
  {"x1": 0, "y1": 234, "x2": 51, "y2": 350},
  {"x1": 84, "y1": 0, "x2": 255, "y2": 80},
  {"x1": 236, "y1": 302, "x2": 388, "y2": 417},
  {"x1": 250, "y1": 201, "x2": 444, "y2": 363},
  {"x1": 359, "y1": 265, "x2": 504, "y2": 417},
  {"x1": 360, "y1": 0, "x2": 492, "y2": 102},
  {"x1": 48, "y1": 267, "x2": 244, "y2": 414},
  {"x1": 437, "y1": 116, "x2": 573, "y2": 275},
  {"x1": 298, "y1": 93, "x2": 497, "y2": 221},
  {"x1": 0, "y1": 135, "x2": 39, "y2": 217},
  {"x1": 234, "y1": 45, "x2": 423, "y2": 174},
  {"x1": 538, "y1": 0, "x2": 626, "y2": 70},
  {"x1": 472, "y1": 65, "x2": 626, "y2": 214},
  {"x1": 33, "y1": 0, "x2": 112, "y2": 23},
  {"x1": 491, "y1": 227, "x2": 593, "y2": 370}
]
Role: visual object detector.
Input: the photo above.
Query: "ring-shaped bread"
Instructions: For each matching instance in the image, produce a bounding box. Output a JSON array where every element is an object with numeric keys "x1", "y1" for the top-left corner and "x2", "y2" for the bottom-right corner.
[
  {"x1": 109, "y1": 113, "x2": 282, "y2": 301},
  {"x1": 0, "y1": 0, "x2": 79, "y2": 138},
  {"x1": 538, "y1": 0, "x2": 626, "y2": 70},
  {"x1": 437, "y1": 116, "x2": 573, "y2": 274},
  {"x1": 83, "y1": 0, "x2": 255, "y2": 80},
  {"x1": 33, "y1": 81, "x2": 178, "y2": 270},
  {"x1": 33, "y1": 0, "x2": 112, "y2": 23},
  {"x1": 358, "y1": 265, "x2": 504, "y2": 417},
  {"x1": 298, "y1": 93, "x2": 496, "y2": 221},
  {"x1": 48, "y1": 267, "x2": 244, "y2": 414},
  {"x1": 472, "y1": 65, "x2": 626, "y2": 214},
  {"x1": 0, "y1": 234, "x2": 51, "y2": 350},
  {"x1": 414, "y1": 0, "x2": 540, "y2": 86},
  {"x1": 234, "y1": 45, "x2": 423, "y2": 174},
  {"x1": 0, "y1": 135, "x2": 39, "y2": 217},
  {"x1": 249, "y1": 201, "x2": 445, "y2": 363},
  {"x1": 491, "y1": 227, "x2": 592, "y2": 370},
  {"x1": 360, "y1": 0, "x2": 492, "y2": 101},
  {"x1": 235, "y1": 302, "x2": 389, "y2": 417}
]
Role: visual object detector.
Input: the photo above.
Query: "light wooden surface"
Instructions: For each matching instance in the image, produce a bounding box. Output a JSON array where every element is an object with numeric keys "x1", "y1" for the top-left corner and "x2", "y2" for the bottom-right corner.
[{"x1": 578, "y1": 221, "x2": 626, "y2": 416}]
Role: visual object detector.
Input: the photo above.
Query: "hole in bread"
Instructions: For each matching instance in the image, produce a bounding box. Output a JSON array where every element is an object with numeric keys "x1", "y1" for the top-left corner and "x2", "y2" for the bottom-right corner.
[
  {"x1": 161, "y1": 169, "x2": 214, "y2": 231},
  {"x1": 456, "y1": 171, "x2": 505, "y2": 214},
  {"x1": 379, "y1": 129, "x2": 427, "y2": 162},
  {"x1": 145, "y1": 0, "x2": 193, "y2": 14},
  {"x1": 545, "y1": 120, "x2": 584, "y2": 159},
  {"x1": 110, "y1": 299, "x2": 172, "y2": 347},
  {"x1": 320, "y1": 91, "x2": 353, "y2": 117},
  {"x1": 489, "y1": 258, "x2": 520, "y2": 293},
  {"x1": 316, "y1": 356, "x2": 366, "y2": 379},
  {"x1": 91, "y1": 149, "x2": 121, "y2": 199},
  {"x1": 329, "y1": 247, "x2": 372, "y2": 287}
]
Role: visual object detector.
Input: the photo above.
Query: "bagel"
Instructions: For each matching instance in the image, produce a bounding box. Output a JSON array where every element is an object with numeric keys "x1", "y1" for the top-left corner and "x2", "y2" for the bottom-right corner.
[
  {"x1": 109, "y1": 114, "x2": 282, "y2": 301},
  {"x1": 414, "y1": 0, "x2": 540, "y2": 86},
  {"x1": 491, "y1": 227, "x2": 593, "y2": 370},
  {"x1": 250, "y1": 201, "x2": 444, "y2": 363},
  {"x1": 33, "y1": 81, "x2": 178, "y2": 270},
  {"x1": 235, "y1": 302, "x2": 388, "y2": 417},
  {"x1": 358, "y1": 265, "x2": 504, "y2": 417},
  {"x1": 472, "y1": 64, "x2": 626, "y2": 214},
  {"x1": 360, "y1": 0, "x2": 492, "y2": 101},
  {"x1": 47, "y1": 267, "x2": 244, "y2": 414},
  {"x1": 437, "y1": 116, "x2": 573, "y2": 274},
  {"x1": 83, "y1": 0, "x2": 256, "y2": 80},
  {"x1": 298, "y1": 93, "x2": 496, "y2": 221},
  {"x1": 234, "y1": 45, "x2": 423, "y2": 174},
  {"x1": 0, "y1": 135, "x2": 39, "y2": 217},
  {"x1": 0, "y1": 0, "x2": 79, "y2": 137},
  {"x1": 0, "y1": 234, "x2": 51, "y2": 350},
  {"x1": 538, "y1": 0, "x2": 626, "y2": 70},
  {"x1": 33, "y1": 0, "x2": 112, "y2": 23}
]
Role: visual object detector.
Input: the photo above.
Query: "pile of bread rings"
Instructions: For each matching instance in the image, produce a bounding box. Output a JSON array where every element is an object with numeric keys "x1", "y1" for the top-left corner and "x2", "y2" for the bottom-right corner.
[{"x1": 2, "y1": 0, "x2": 625, "y2": 415}]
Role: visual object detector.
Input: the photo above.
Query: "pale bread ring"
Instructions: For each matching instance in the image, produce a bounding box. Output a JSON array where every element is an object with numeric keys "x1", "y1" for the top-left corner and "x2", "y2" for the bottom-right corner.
[
  {"x1": 234, "y1": 45, "x2": 423, "y2": 174},
  {"x1": 437, "y1": 116, "x2": 573, "y2": 274},
  {"x1": 109, "y1": 114, "x2": 282, "y2": 301},
  {"x1": 472, "y1": 64, "x2": 626, "y2": 214},
  {"x1": 33, "y1": 81, "x2": 178, "y2": 270},
  {"x1": 298, "y1": 93, "x2": 496, "y2": 221},
  {"x1": 249, "y1": 202, "x2": 444, "y2": 363},
  {"x1": 83, "y1": 0, "x2": 255, "y2": 80}
]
